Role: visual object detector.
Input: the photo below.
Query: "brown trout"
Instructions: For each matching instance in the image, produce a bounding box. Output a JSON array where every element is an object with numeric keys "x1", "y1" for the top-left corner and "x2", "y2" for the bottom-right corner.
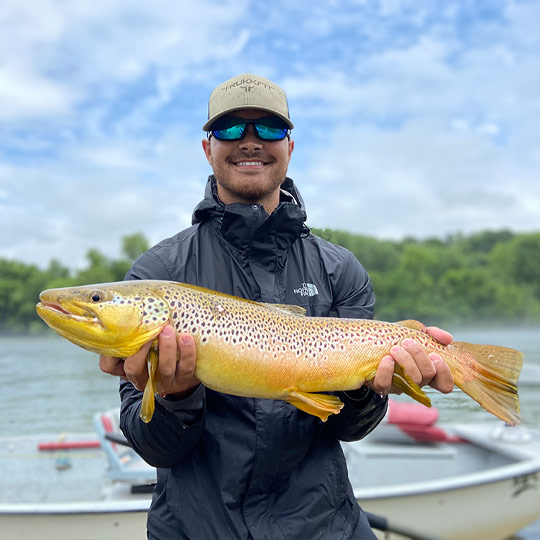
[{"x1": 36, "y1": 280, "x2": 523, "y2": 425}]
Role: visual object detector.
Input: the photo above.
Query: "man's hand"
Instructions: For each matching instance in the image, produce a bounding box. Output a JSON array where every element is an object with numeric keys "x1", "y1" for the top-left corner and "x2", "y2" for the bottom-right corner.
[
  {"x1": 368, "y1": 326, "x2": 455, "y2": 396},
  {"x1": 99, "y1": 325, "x2": 200, "y2": 400}
]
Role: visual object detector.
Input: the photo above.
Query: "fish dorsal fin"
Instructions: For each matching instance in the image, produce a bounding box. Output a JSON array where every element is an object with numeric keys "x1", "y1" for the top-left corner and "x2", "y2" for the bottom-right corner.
[
  {"x1": 266, "y1": 303, "x2": 307, "y2": 316},
  {"x1": 172, "y1": 282, "x2": 306, "y2": 315},
  {"x1": 174, "y1": 283, "x2": 262, "y2": 306},
  {"x1": 394, "y1": 320, "x2": 427, "y2": 332}
]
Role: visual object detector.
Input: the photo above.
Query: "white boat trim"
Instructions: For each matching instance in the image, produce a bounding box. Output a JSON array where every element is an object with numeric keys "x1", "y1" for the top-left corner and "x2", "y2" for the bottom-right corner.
[
  {"x1": 0, "y1": 500, "x2": 149, "y2": 515},
  {"x1": 353, "y1": 457, "x2": 540, "y2": 499}
]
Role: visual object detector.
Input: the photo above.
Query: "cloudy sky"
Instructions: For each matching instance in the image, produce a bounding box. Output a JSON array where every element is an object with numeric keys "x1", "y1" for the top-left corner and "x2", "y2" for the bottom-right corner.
[{"x1": 2, "y1": 0, "x2": 539, "y2": 269}]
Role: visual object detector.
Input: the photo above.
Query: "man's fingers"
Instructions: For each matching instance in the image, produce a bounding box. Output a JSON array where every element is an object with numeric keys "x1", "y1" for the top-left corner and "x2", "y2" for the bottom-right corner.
[
  {"x1": 123, "y1": 340, "x2": 152, "y2": 391},
  {"x1": 389, "y1": 341, "x2": 425, "y2": 386},
  {"x1": 155, "y1": 329, "x2": 199, "y2": 397},
  {"x1": 426, "y1": 326, "x2": 453, "y2": 346},
  {"x1": 99, "y1": 355, "x2": 126, "y2": 377},
  {"x1": 400, "y1": 338, "x2": 437, "y2": 386},
  {"x1": 177, "y1": 333, "x2": 197, "y2": 380},
  {"x1": 428, "y1": 354, "x2": 454, "y2": 393},
  {"x1": 156, "y1": 325, "x2": 178, "y2": 390},
  {"x1": 369, "y1": 355, "x2": 395, "y2": 395}
]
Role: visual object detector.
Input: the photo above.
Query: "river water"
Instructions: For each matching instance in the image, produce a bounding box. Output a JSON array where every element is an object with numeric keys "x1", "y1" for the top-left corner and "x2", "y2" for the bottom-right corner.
[{"x1": 2, "y1": 327, "x2": 540, "y2": 538}]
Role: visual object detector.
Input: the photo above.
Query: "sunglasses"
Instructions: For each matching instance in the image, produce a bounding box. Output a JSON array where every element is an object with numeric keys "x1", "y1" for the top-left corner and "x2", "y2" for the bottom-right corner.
[{"x1": 209, "y1": 116, "x2": 289, "y2": 141}]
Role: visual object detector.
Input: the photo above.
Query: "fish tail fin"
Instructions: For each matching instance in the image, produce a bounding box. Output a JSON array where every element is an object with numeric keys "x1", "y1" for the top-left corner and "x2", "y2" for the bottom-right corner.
[
  {"x1": 365, "y1": 365, "x2": 431, "y2": 408},
  {"x1": 286, "y1": 388, "x2": 344, "y2": 422},
  {"x1": 452, "y1": 342, "x2": 523, "y2": 425},
  {"x1": 140, "y1": 342, "x2": 159, "y2": 423}
]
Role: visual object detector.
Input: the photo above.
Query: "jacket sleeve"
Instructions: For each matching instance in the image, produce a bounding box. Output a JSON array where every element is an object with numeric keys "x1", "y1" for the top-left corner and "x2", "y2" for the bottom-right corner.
[
  {"x1": 119, "y1": 380, "x2": 206, "y2": 468},
  {"x1": 117, "y1": 250, "x2": 206, "y2": 468},
  {"x1": 324, "y1": 249, "x2": 389, "y2": 441}
]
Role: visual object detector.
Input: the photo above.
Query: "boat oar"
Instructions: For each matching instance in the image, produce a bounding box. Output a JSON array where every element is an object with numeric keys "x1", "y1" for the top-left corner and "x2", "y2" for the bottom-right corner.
[
  {"x1": 365, "y1": 511, "x2": 444, "y2": 540},
  {"x1": 103, "y1": 431, "x2": 132, "y2": 447}
]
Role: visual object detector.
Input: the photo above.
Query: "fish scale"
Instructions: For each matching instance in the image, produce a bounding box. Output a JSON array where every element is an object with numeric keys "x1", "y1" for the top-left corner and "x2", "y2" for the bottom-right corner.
[{"x1": 36, "y1": 280, "x2": 524, "y2": 425}]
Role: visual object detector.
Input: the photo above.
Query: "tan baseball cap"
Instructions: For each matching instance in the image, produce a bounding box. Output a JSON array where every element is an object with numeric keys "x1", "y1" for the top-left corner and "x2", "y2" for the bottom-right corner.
[{"x1": 203, "y1": 73, "x2": 294, "y2": 131}]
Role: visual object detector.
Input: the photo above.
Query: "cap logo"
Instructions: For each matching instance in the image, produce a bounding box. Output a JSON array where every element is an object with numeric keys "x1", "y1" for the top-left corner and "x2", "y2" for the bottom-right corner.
[{"x1": 222, "y1": 77, "x2": 276, "y2": 94}]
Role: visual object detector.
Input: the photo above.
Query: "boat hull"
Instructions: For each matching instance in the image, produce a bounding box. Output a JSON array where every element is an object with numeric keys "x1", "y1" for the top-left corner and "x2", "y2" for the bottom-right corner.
[{"x1": 2, "y1": 421, "x2": 540, "y2": 540}]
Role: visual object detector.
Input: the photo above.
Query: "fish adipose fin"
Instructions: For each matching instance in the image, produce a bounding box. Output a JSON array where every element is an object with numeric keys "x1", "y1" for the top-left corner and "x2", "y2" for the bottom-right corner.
[
  {"x1": 286, "y1": 388, "x2": 344, "y2": 422},
  {"x1": 395, "y1": 320, "x2": 428, "y2": 333},
  {"x1": 452, "y1": 342, "x2": 523, "y2": 425},
  {"x1": 140, "y1": 340, "x2": 159, "y2": 423},
  {"x1": 365, "y1": 364, "x2": 432, "y2": 408}
]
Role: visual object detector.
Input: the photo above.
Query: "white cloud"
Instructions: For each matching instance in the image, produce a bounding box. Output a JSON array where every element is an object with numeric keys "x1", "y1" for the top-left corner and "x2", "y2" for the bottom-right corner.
[{"x1": 1, "y1": 0, "x2": 539, "y2": 269}]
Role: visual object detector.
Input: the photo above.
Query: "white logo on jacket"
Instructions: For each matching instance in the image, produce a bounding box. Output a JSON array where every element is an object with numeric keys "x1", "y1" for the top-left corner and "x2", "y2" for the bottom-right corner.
[{"x1": 294, "y1": 283, "x2": 319, "y2": 297}]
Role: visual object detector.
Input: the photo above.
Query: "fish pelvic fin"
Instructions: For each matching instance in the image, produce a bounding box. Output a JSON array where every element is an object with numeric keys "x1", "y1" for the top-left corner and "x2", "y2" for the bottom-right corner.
[
  {"x1": 451, "y1": 342, "x2": 523, "y2": 425},
  {"x1": 285, "y1": 388, "x2": 344, "y2": 422},
  {"x1": 366, "y1": 365, "x2": 432, "y2": 408},
  {"x1": 140, "y1": 340, "x2": 159, "y2": 423}
]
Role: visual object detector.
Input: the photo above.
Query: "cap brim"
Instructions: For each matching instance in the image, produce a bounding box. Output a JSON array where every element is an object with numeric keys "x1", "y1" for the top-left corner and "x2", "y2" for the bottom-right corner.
[{"x1": 203, "y1": 105, "x2": 294, "y2": 131}]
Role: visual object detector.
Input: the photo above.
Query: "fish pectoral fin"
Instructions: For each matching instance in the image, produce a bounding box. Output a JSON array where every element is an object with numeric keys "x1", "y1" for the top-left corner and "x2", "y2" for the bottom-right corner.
[
  {"x1": 394, "y1": 320, "x2": 427, "y2": 332},
  {"x1": 285, "y1": 389, "x2": 344, "y2": 422},
  {"x1": 365, "y1": 365, "x2": 432, "y2": 408},
  {"x1": 140, "y1": 340, "x2": 159, "y2": 423}
]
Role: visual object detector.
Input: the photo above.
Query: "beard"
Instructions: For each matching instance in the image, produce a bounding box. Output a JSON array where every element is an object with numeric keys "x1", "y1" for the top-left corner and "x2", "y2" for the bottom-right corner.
[{"x1": 212, "y1": 155, "x2": 289, "y2": 205}]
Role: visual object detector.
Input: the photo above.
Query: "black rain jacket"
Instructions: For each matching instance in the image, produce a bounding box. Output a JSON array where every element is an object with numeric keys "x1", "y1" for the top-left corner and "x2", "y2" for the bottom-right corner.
[{"x1": 119, "y1": 177, "x2": 388, "y2": 540}]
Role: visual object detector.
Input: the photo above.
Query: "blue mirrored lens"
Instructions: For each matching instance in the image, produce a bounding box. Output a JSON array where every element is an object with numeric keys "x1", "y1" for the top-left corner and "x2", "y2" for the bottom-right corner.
[
  {"x1": 212, "y1": 124, "x2": 246, "y2": 140},
  {"x1": 254, "y1": 124, "x2": 288, "y2": 140},
  {"x1": 211, "y1": 116, "x2": 288, "y2": 141}
]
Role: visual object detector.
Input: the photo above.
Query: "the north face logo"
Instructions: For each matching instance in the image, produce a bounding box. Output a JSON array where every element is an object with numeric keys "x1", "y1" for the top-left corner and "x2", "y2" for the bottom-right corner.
[{"x1": 294, "y1": 283, "x2": 319, "y2": 297}]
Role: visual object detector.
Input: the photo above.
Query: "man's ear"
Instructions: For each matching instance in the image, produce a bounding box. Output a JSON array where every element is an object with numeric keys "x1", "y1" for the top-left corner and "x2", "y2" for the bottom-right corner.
[{"x1": 202, "y1": 138, "x2": 212, "y2": 164}]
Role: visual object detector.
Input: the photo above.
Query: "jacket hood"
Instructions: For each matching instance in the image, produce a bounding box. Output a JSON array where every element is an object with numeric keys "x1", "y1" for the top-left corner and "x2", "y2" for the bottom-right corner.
[{"x1": 192, "y1": 176, "x2": 308, "y2": 271}]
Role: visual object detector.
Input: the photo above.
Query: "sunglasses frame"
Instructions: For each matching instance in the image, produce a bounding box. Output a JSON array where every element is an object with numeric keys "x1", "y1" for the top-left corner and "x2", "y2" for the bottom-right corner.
[{"x1": 208, "y1": 116, "x2": 290, "y2": 142}]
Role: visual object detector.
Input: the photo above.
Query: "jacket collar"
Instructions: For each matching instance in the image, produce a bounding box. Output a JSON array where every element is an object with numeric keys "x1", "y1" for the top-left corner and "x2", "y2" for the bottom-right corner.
[{"x1": 192, "y1": 176, "x2": 308, "y2": 270}]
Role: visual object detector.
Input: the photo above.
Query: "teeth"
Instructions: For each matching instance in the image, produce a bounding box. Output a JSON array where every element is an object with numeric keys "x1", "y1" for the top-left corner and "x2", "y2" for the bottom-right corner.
[{"x1": 236, "y1": 161, "x2": 264, "y2": 166}]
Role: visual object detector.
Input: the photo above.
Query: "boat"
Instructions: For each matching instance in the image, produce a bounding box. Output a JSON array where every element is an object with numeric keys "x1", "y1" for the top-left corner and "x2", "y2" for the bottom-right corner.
[
  {"x1": 344, "y1": 401, "x2": 540, "y2": 539},
  {"x1": 1, "y1": 404, "x2": 540, "y2": 540}
]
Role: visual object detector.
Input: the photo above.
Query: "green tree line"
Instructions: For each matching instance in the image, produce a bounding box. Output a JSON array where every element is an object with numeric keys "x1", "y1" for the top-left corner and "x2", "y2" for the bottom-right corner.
[
  {"x1": 0, "y1": 233, "x2": 149, "y2": 334},
  {"x1": 313, "y1": 228, "x2": 540, "y2": 326},
  {"x1": 1, "y1": 229, "x2": 539, "y2": 334}
]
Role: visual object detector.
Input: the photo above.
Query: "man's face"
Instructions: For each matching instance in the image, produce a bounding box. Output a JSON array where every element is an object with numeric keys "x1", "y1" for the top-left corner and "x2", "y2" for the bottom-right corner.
[{"x1": 202, "y1": 109, "x2": 294, "y2": 210}]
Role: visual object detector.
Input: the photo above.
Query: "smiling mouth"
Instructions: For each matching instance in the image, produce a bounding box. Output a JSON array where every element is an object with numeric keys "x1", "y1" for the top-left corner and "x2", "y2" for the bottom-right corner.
[{"x1": 233, "y1": 161, "x2": 267, "y2": 167}]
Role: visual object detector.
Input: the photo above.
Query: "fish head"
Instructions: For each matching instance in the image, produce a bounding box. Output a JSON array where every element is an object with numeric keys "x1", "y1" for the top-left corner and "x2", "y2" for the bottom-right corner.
[{"x1": 36, "y1": 281, "x2": 170, "y2": 357}]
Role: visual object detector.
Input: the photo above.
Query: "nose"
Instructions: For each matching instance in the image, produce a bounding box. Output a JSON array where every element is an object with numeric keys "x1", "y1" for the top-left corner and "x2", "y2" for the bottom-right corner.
[{"x1": 238, "y1": 124, "x2": 262, "y2": 151}]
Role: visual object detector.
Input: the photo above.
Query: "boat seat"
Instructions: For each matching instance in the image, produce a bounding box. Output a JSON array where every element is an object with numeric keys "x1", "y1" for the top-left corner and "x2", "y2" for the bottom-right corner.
[{"x1": 93, "y1": 410, "x2": 156, "y2": 484}]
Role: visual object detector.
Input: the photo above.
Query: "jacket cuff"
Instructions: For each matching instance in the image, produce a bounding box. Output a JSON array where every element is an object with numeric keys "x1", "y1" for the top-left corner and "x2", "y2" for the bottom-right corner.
[
  {"x1": 155, "y1": 384, "x2": 204, "y2": 414},
  {"x1": 342, "y1": 386, "x2": 377, "y2": 408}
]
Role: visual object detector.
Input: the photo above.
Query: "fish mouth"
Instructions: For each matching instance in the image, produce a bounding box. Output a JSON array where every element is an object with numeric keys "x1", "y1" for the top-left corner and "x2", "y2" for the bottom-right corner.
[{"x1": 37, "y1": 301, "x2": 101, "y2": 324}]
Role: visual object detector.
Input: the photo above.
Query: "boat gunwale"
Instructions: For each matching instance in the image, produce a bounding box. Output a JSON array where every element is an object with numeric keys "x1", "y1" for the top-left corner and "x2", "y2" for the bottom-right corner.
[
  {"x1": 352, "y1": 452, "x2": 540, "y2": 499},
  {"x1": 0, "y1": 499, "x2": 151, "y2": 515}
]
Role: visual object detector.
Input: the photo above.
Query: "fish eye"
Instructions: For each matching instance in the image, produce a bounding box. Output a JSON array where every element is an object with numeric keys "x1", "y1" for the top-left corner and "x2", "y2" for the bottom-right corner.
[{"x1": 89, "y1": 290, "x2": 103, "y2": 303}]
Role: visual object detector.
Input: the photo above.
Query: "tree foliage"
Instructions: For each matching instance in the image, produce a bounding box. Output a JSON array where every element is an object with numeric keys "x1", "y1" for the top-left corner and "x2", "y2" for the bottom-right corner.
[
  {"x1": 0, "y1": 233, "x2": 149, "y2": 334},
  {"x1": 312, "y1": 228, "x2": 540, "y2": 326},
  {"x1": 1, "y1": 229, "x2": 539, "y2": 333}
]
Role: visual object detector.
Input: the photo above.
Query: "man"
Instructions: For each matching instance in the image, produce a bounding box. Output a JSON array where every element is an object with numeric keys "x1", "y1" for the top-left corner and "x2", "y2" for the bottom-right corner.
[{"x1": 100, "y1": 73, "x2": 454, "y2": 539}]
